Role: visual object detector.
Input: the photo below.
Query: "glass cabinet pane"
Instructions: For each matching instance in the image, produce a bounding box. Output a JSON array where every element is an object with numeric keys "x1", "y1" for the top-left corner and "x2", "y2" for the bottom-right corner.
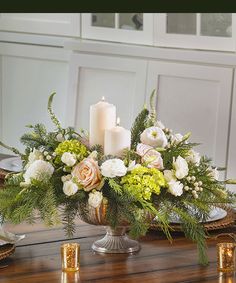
[
  {"x1": 92, "y1": 13, "x2": 115, "y2": 28},
  {"x1": 167, "y1": 13, "x2": 197, "y2": 35},
  {"x1": 119, "y1": 13, "x2": 143, "y2": 30},
  {"x1": 200, "y1": 13, "x2": 232, "y2": 37}
]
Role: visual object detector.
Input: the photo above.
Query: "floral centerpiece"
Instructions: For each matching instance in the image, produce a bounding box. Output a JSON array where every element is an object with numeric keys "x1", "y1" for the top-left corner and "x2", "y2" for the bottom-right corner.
[{"x1": 0, "y1": 91, "x2": 235, "y2": 265}]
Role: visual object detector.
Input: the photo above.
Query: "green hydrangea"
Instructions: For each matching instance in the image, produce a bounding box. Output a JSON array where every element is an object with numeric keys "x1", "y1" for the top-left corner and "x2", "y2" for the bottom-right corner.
[
  {"x1": 54, "y1": 139, "x2": 88, "y2": 164},
  {"x1": 120, "y1": 166, "x2": 166, "y2": 201}
]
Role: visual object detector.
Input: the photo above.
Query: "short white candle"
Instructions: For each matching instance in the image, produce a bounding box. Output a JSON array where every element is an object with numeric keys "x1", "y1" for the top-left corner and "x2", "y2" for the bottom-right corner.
[
  {"x1": 104, "y1": 117, "x2": 131, "y2": 157},
  {"x1": 89, "y1": 97, "x2": 116, "y2": 148}
]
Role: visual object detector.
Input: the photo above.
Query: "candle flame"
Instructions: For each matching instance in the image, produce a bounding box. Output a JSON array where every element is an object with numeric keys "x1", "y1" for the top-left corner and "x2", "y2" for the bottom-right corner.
[
  {"x1": 117, "y1": 117, "x2": 120, "y2": 126},
  {"x1": 102, "y1": 96, "x2": 105, "y2": 101}
]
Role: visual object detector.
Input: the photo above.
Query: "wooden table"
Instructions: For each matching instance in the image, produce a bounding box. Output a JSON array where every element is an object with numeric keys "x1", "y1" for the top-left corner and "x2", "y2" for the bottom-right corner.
[
  {"x1": 0, "y1": 155, "x2": 236, "y2": 282},
  {"x1": 0, "y1": 221, "x2": 235, "y2": 283}
]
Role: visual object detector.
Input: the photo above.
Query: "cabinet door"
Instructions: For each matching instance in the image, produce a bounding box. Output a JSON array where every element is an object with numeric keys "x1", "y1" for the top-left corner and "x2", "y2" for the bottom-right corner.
[
  {"x1": 82, "y1": 13, "x2": 153, "y2": 45},
  {"x1": 155, "y1": 13, "x2": 236, "y2": 51},
  {"x1": 146, "y1": 61, "x2": 233, "y2": 171},
  {"x1": 226, "y1": 71, "x2": 236, "y2": 191},
  {"x1": 67, "y1": 53, "x2": 147, "y2": 131},
  {"x1": 0, "y1": 13, "x2": 80, "y2": 37}
]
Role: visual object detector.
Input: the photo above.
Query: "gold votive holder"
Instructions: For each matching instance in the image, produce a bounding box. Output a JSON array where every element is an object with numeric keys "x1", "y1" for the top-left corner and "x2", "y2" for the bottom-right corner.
[
  {"x1": 61, "y1": 243, "x2": 80, "y2": 272},
  {"x1": 217, "y1": 243, "x2": 236, "y2": 272}
]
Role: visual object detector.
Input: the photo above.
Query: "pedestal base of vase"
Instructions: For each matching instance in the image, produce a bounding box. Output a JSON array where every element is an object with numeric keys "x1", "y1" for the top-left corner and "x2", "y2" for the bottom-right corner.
[{"x1": 92, "y1": 226, "x2": 140, "y2": 254}]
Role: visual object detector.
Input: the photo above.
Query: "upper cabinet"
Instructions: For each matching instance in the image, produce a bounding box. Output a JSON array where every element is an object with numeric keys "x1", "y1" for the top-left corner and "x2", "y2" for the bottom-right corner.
[
  {"x1": 0, "y1": 13, "x2": 80, "y2": 37},
  {"x1": 81, "y1": 13, "x2": 153, "y2": 45},
  {"x1": 155, "y1": 13, "x2": 236, "y2": 51}
]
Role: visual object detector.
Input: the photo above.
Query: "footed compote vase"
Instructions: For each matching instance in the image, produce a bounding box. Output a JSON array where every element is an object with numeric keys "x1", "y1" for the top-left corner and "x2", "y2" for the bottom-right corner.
[{"x1": 78, "y1": 203, "x2": 141, "y2": 254}]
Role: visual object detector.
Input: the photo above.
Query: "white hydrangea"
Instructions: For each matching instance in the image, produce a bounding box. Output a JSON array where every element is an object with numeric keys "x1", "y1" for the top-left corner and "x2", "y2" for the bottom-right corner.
[
  {"x1": 168, "y1": 180, "x2": 184, "y2": 197},
  {"x1": 88, "y1": 191, "x2": 103, "y2": 208},
  {"x1": 61, "y1": 152, "x2": 76, "y2": 167},
  {"x1": 63, "y1": 180, "x2": 78, "y2": 196},
  {"x1": 101, "y1": 159, "x2": 127, "y2": 178},
  {"x1": 24, "y1": 160, "x2": 54, "y2": 184},
  {"x1": 140, "y1": 127, "x2": 167, "y2": 148},
  {"x1": 173, "y1": 156, "x2": 189, "y2": 179},
  {"x1": 186, "y1": 149, "x2": 201, "y2": 166}
]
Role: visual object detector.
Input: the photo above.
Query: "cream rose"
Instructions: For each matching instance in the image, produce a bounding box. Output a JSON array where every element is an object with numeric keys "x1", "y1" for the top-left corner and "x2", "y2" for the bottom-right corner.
[
  {"x1": 163, "y1": 170, "x2": 176, "y2": 182},
  {"x1": 136, "y1": 143, "x2": 163, "y2": 169},
  {"x1": 72, "y1": 158, "x2": 102, "y2": 192},
  {"x1": 140, "y1": 127, "x2": 167, "y2": 148},
  {"x1": 88, "y1": 191, "x2": 103, "y2": 208},
  {"x1": 61, "y1": 152, "x2": 76, "y2": 167},
  {"x1": 173, "y1": 156, "x2": 189, "y2": 179},
  {"x1": 63, "y1": 180, "x2": 78, "y2": 196}
]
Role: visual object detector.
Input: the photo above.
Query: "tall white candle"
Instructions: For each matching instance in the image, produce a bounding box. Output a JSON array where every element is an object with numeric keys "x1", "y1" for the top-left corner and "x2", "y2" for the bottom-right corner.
[
  {"x1": 104, "y1": 118, "x2": 131, "y2": 157},
  {"x1": 89, "y1": 97, "x2": 116, "y2": 148}
]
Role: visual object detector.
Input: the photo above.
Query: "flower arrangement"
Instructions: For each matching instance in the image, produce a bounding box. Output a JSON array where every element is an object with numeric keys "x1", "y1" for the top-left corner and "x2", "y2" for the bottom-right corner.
[{"x1": 0, "y1": 91, "x2": 235, "y2": 265}]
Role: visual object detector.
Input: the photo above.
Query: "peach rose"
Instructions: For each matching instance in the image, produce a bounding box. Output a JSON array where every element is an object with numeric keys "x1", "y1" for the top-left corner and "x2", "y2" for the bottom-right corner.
[
  {"x1": 72, "y1": 158, "x2": 102, "y2": 191},
  {"x1": 136, "y1": 143, "x2": 163, "y2": 170}
]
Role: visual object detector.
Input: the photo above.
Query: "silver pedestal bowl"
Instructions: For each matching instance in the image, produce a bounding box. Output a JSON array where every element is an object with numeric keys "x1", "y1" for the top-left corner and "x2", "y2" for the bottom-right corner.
[{"x1": 78, "y1": 203, "x2": 141, "y2": 254}]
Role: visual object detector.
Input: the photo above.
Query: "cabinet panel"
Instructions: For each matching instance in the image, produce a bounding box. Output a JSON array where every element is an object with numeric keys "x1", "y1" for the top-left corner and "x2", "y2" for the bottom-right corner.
[
  {"x1": 146, "y1": 61, "x2": 233, "y2": 170},
  {"x1": 0, "y1": 13, "x2": 80, "y2": 37},
  {"x1": 226, "y1": 71, "x2": 236, "y2": 192},
  {"x1": 0, "y1": 55, "x2": 69, "y2": 153},
  {"x1": 67, "y1": 53, "x2": 147, "y2": 131}
]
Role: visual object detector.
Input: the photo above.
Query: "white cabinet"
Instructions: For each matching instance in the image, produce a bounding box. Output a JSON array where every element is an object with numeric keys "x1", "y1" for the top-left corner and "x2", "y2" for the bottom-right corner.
[
  {"x1": 0, "y1": 13, "x2": 80, "y2": 37},
  {"x1": 155, "y1": 13, "x2": 236, "y2": 51},
  {"x1": 67, "y1": 53, "x2": 147, "y2": 131},
  {"x1": 82, "y1": 13, "x2": 153, "y2": 45},
  {"x1": 227, "y1": 71, "x2": 236, "y2": 187},
  {"x1": 146, "y1": 61, "x2": 233, "y2": 170}
]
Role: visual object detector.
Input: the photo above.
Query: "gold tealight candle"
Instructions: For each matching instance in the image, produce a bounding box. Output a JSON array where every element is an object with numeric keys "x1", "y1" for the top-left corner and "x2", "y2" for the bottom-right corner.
[
  {"x1": 217, "y1": 243, "x2": 236, "y2": 272},
  {"x1": 61, "y1": 243, "x2": 80, "y2": 272}
]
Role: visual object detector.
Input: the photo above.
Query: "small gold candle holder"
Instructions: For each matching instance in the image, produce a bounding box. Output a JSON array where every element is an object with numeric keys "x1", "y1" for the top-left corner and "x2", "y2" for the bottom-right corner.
[
  {"x1": 61, "y1": 243, "x2": 80, "y2": 272},
  {"x1": 217, "y1": 243, "x2": 236, "y2": 272}
]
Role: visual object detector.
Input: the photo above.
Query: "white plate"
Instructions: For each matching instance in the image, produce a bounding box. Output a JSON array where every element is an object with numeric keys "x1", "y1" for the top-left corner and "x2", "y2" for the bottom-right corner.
[
  {"x1": 0, "y1": 228, "x2": 25, "y2": 246},
  {"x1": 168, "y1": 207, "x2": 227, "y2": 224},
  {"x1": 0, "y1": 157, "x2": 23, "y2": 172}
]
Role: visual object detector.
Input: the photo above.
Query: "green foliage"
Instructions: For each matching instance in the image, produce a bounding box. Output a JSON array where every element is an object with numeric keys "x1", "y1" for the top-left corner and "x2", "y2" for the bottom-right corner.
[
  {"x1": 48, "y1": 92, "x2": 62, "y2": 130},
  {"x1": 131, "y1": 108, "x2": 149, "y2": 149}
]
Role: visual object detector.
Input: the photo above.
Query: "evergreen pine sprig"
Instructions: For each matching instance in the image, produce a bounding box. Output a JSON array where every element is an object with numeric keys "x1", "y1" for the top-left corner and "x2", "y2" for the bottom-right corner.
[{"x1": 131, "y1": 108, "x2": 149, "y2": 149}]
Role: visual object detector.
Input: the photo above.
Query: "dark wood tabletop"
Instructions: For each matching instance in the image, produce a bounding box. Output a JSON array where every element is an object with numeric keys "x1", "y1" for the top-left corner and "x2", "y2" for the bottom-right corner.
[
  {"x1": 0, "y1": 220, "x2": 235, "y2": 283},
  {"x1": 0, "y1": 155, "x2": 236, "y2": 283}
]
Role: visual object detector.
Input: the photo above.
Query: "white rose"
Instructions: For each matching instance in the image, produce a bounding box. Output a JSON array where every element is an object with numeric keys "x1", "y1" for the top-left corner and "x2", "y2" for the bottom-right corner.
[
  {"x1": 173, "y1": 156, "x2": 189, "y2": 179},
  {"x1": 101, "y1": 159, "x2": 127, "y2": 178},
  {"x1": 163, "y1": 170, "x2": 176, "y2": 182},
  {"x1": 140, "y1": 127, "x2": 167, "y2": 148},
  {"x1": 208, "y1": 167, "x2": 219, "y2": 181},
  {"x1": 56, "y1": 133, "x2": 65, "y2": 142},
  {"x1": 171, "y1": 133, "x2": 183, "y2": 144},
  {"x1": 154, "y1": 120, "x2": 165, "y2": 130},
  {"x1": 186, "y1": 149, "x2": 201, "y2": 166},
  {"x1": 136, "y1": 143, "x2": 163, "y2": 169},
  {"x1": 24, "y1": 160, "x2": 54, "y2": 184},
  {"x1": 88, "y1": 191, "x2": 103, "y2": 208},
  {"x1": 168, "y1": 180, "x2": 183, "y2": 197},
  {"x1": 26, "y1": 148, "x2": 44, "y2": 168},
  {"x1": 61, "y1": 152, "x2": 76, "y2": 167},
  {"x1": 63, "y1": 180, "x2": 78, "y2": 196}
]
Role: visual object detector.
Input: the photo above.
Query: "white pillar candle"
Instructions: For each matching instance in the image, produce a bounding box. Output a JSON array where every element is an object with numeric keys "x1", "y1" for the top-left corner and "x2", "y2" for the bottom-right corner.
[
  {"x1": 89, "y1": 97, "x2": 116, "y2": 148},
  {"x1": 104, "y1": 118, "x2": 131, "y2": 157}
]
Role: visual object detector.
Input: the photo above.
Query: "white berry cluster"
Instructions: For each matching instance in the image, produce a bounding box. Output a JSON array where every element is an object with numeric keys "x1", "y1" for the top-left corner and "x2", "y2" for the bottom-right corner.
[{"x1": 184, "y1": 175, "x2": 203, "y2": 199}]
